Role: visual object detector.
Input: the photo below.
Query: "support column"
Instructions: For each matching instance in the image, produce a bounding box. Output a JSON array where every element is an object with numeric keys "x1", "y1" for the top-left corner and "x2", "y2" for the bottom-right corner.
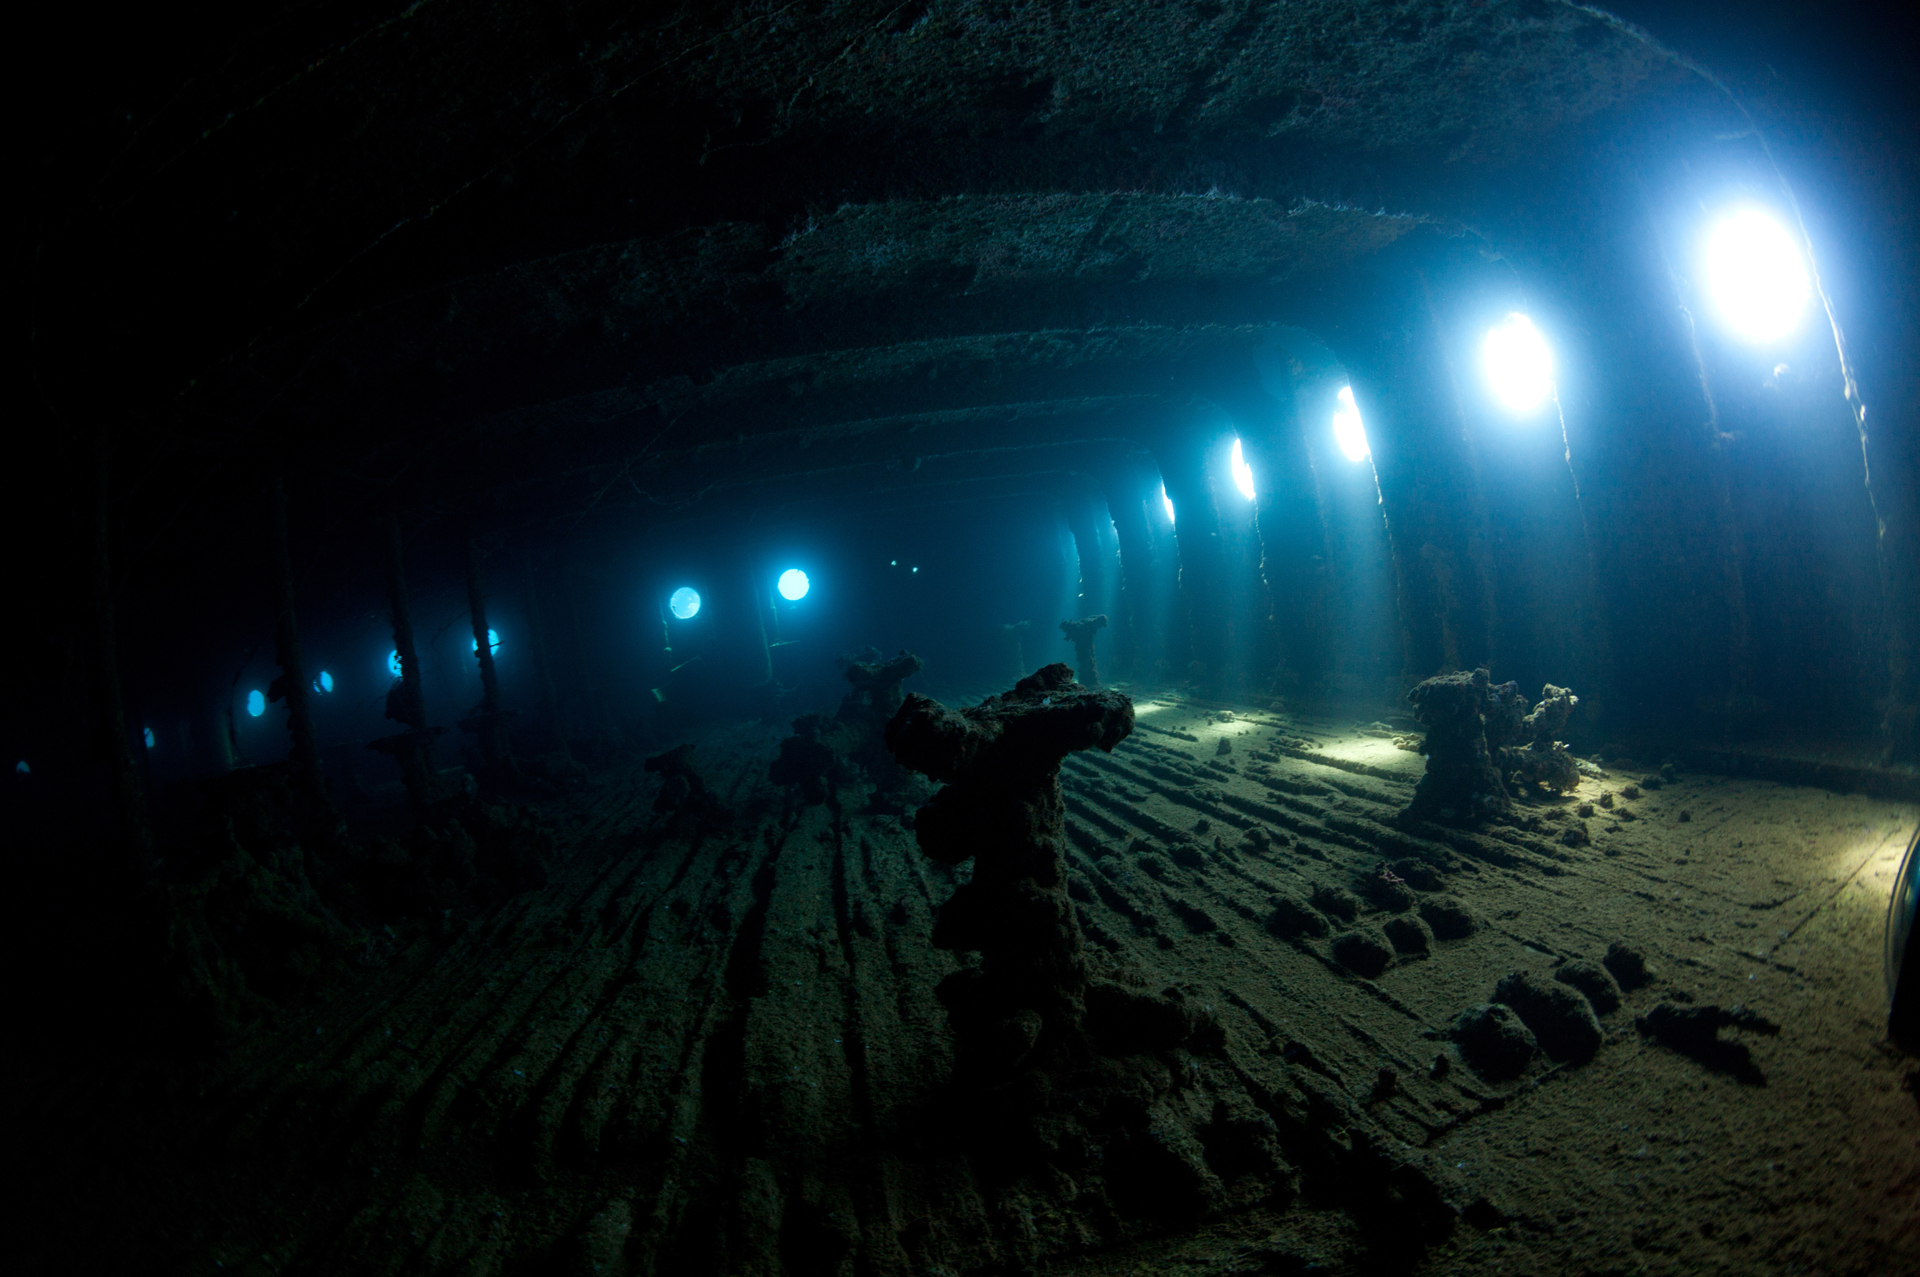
[
  {"x1": 268, "y1": 473, "x2": 330, "y2": 828},
  {"x1": 87, "y1": 436, "x2": 152, "y2": 879},
  {"x1": 1097, "y1": 454, "x2": 1160, "y2": 682},
  {"x1": 461, "y1": 530, "x2": 518, "y2": 785},
  {"x1": 1061, "y1": 486, "x2": 1109, "y2": 620},
  {"x1": 519, "y1": 548, "x2": 568, "y2": 754},
  {"x1": 1156, "y1": 434, "x2": 1233, "y2": 693},
  {"x1": 1224, "y1": 368, "x2": 1335, "y2": 701},
  {"x1": 371, "y1": 502, "x2": 435, "y2": 816}
]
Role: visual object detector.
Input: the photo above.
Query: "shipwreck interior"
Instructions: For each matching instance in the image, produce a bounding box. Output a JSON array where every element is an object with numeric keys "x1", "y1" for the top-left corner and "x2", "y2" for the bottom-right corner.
[{"x1": 11, "y1": 2, "x2": 1920, "y2": 1274}]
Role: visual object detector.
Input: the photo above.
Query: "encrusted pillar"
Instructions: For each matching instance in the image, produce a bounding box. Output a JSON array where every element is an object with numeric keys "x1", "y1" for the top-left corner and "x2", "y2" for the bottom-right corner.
[
  {"x1": 886, "y1": 664, "x2": 1134, "y2": 1076},
  {"x1": 1059, "y1": 615, "x2": 1108, "y2": 687}
]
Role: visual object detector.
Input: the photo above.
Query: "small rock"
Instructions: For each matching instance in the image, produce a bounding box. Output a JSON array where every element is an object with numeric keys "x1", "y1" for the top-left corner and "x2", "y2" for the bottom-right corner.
[
  {"x1": 1267, "y1": 897, "x2": 1330, "y2": 940},
  {"x1": 1598, "y1": 792, "x2": 1614, "y2": 809},
  {"x1": 1678, "y1": 810, "x2": 1692, "y2": 823},
  {"x1": 1331, "y1": 929, "x2": 1395, "y2": 978},
  {"x1": 1360, "y1": 869, "x2": 1418, "y2": 913},
  {"x1": 1309, "y1": 884, "x2": 1360, "y2": 923},
  {"x1": 1382, "y1": 913, "x2": 1434, "y2": 956},
  {"x1": 1453, "y1": 1003, "x2": 1538, "y2": 1081},
  {"x1": 1387, "y1": 857, "x2": 1446, "y2": 890},
  {"x1": 1576, "y1": 801, "x2": 1595, "y2": 817},
  {"x1": 1429, "y1": 1052, "x2": 1451, "y2": 1080},
  {"x1": 1554, "y1": 959, "x2": 1624, "y2": 1014},
  {"x1": 1493, "y1": 970, "x2": 1603, "y2": 1062},
  {"x1": 1603, "y1": 940, "x2": 1654, "y2": 990},
  {"x1": 1370, "y1": 1067, "x2": 1398, "y2": 1102},
  {"x1": 1622, "y1": 785, "x2": 1642, "y2": 799},
  {"x1": 1559, "y1": 823, "x2": 1590, "y2": 847},
  {"x1": 1641, "y1": 775, "x2": 1664, "y2": 791},
  {"x1": 1216, "y1": 737, "x2": 1232, "y2": 756},
  {"x1": 1419, "y1": 896, "x2": 1478, "y2": 940}
]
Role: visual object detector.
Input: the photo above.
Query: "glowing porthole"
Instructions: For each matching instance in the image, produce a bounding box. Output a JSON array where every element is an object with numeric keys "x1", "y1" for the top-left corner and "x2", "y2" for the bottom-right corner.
[
  {"x1": 1707, "y1": 209, "x2": 1810, "y2": 342},
  {"x1": 1333, "y1": 385, "x2": 1370, "y2": 462},
  {"x1": 1230, "y1": 439, "x2": 1257, "y2": 500},
  {"x1": 1161, "y1": 486, "x2": 1176, "y2": 525},
  {"x1": 313, "y1": 670, "x2": 334, "y2": 694},
  {"x1": 387, "y1": 650, "x2": 403, "y2": 678},
  {"x1": 669, "y1": 587, "x2": 702, "y2": 620},
  {"x1": 143, "y1": 727, "x2": 155, "y2": 749},
  {"x1": 246, "y1": 690, "x2": 266, "y2": 718},
  {"x1": 1483, "y1": 312, "x2": 1554, "y2": 412},
  {"x1": 470, "y1": 628, "x2": 500, "y2": 655},
  {"x1": 777, "y1": 568, "x2": 810, "y2": 601}
]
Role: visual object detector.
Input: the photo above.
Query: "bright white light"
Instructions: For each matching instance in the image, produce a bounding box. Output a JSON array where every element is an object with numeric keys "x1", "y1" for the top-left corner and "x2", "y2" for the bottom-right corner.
[
  {"x1": 247, "y1": 690, "x2": 265, "y2": 718},
  {"x1": 669, "y1": 587, "x2": 701, "y2": 620},
  {"x1": 143, "y1": 727, "x2": 155, "y2": 749},
  {"x1": 1707, "y1": 209, "x2": 1810, "y2": 342},
  {"x1": 1229, "y1": 439, "x2": 1257, "y2": 500},
  {"x1": 1161, "y1": 486, "x2": 1176, "y2": 525},
  {"x1": 313, "y1": 670, "x2": 334, "y2": 694},
  {"x1": 1332, "y1": 385, "x2": 1369, "y2": 462},
  {"x1": 777, "y1": 568, "x2": 810, "y2": 601},
  {"x1": 470, "y1": 628, "x2": 500, "y2": 655},
  {"x1": 911, "y1": 566, "x2": 919, "y2": 574},
  {"x1": 387, "y1": 650, "x2": 403, "y2": 678},
  {"x1": 1483, "y1": 312, "x2": 1554, "y2": 412}
]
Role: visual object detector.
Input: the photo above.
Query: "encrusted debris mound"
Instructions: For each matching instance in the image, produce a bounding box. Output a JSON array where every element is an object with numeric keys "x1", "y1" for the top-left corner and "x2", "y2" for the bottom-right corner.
[{"x1": 1404, "y1": 668, "x2": 1584, "y2": 822}]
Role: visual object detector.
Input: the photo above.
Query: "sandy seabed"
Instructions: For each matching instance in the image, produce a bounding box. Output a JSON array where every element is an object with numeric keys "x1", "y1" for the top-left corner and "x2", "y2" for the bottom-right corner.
[{"x1": 23, "y1": 692, "x2": 1918, "y2": 1276}]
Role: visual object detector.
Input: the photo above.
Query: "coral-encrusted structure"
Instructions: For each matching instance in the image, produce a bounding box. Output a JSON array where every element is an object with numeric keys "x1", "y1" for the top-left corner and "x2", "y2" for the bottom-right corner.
[
  {"x1": 1405, "y1": 670, "x2": 1584, "y2": 820},
  {"x1": 1059, "y1": 615, "x2": 1109, "y2": 688},
  {"x1": 1404, "y1": 668, "x2": 1511, "y2": 823},
  {"x1": 771, "y1": 651, "x2": 924, "y2": 803},
  {"x1": 644, "y1": 744, "x2": 726, "y2": 827},
  {"x1": 885, "y1": 662, "x2": 1133, "y2": 1072},
  {"x1": 1508, "y1": 683, "x2": 1582, "y2": 794}
]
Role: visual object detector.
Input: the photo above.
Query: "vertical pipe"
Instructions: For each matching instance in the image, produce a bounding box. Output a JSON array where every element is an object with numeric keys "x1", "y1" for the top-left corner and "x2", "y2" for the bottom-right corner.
[{"x1": 269, "y1": 472, "x2": 329, "y2": 824}]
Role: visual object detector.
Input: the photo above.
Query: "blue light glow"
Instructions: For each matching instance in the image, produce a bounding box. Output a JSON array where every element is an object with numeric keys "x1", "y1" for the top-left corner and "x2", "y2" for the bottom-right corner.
[
  {"x1": 669, "y1": 587, "x2": 702, "y2": 620},
  {"x1": 1333, "y1": 386, "x2": 1370, "y2": 462},
  {"x1": 14, "y1": 760, "x2": 27, "y2": 775},
  {"x1": 313, "y1": 670, "x2": 334, "y2": 694},
  {"x1": 1161, "y1": 487, "x2": 1176, "y2": 525},
  {"x1": 777, "y1": 568, "x2": 811, "y2": 601},
  {"x1": 470, "y1": 628, "x2": 500, "y2": 655},
  {"x1": 1230, "y1": 439, "x2": 1257, "y2": 500},
  {"x1": 143, "y1": 727, "x2": 155, "y2": 749},
  {"x1": 247, "y1": 690, "x2": 266, "y2": 718},
  {"x1": 1707, "y1": 209, "x2": 1810, "y2": 342},
  {"x1": 387, "y1": 650, "x2": 403, "y2": 678},
  {"x1": 1483, "y1": 312, "x2": 1554, "y2": 412}
]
